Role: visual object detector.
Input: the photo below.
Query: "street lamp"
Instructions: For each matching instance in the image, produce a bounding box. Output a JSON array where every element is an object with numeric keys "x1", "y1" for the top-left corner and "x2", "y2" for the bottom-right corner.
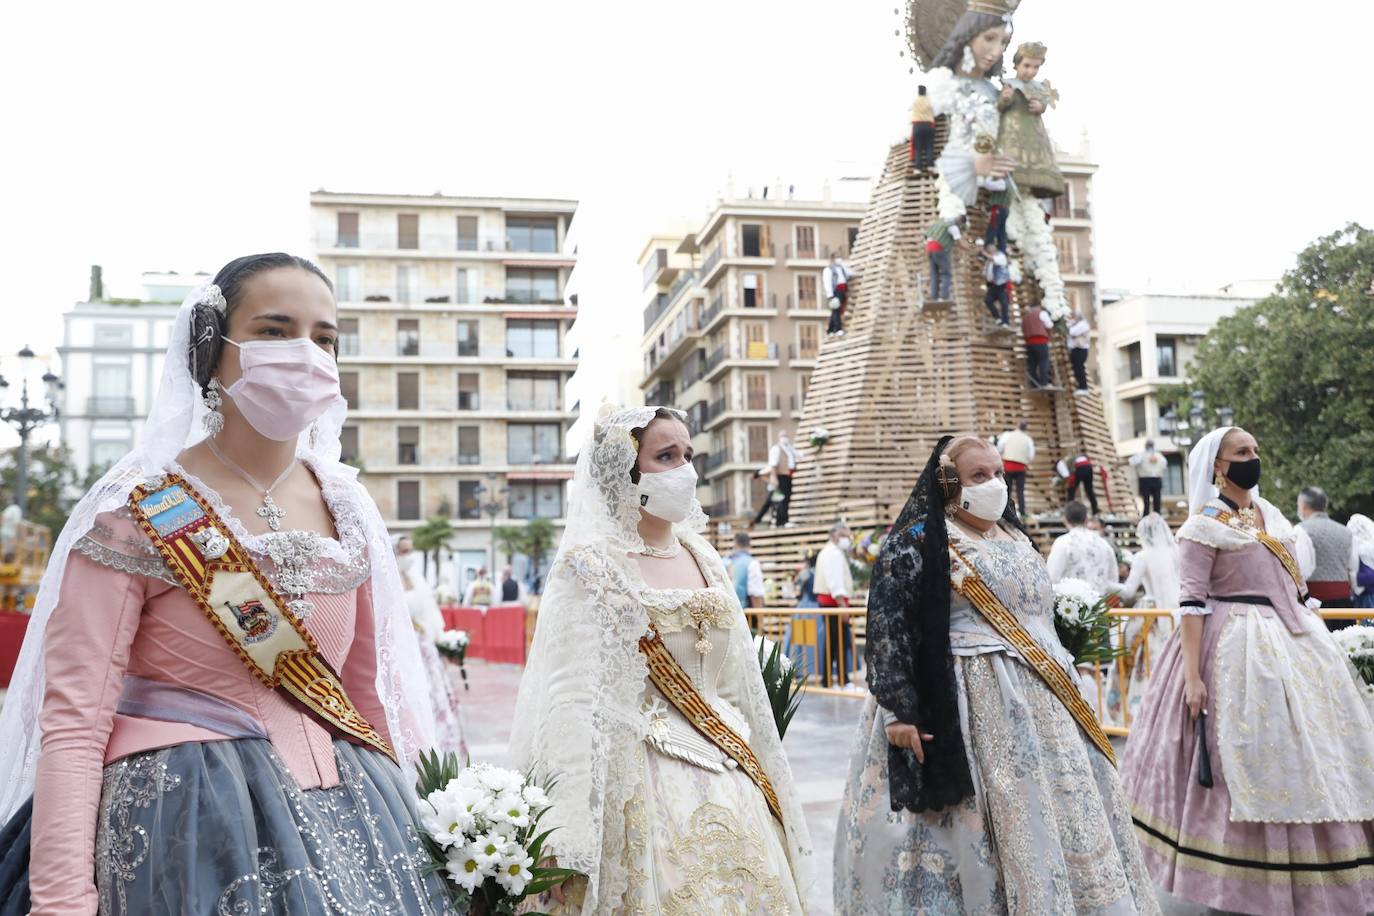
[
  {"x1": 474, "y1": 478, "x2": 509, "y2": 573},
  {"x1": 1, "y1": 345, "x2": 62, "y2": 515}
]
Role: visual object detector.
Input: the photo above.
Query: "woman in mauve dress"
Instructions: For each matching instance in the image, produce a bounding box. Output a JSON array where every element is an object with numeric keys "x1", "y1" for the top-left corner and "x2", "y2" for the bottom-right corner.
[{"x1": 1122, "y1": 426, "x2": 1374, "y2": 915}]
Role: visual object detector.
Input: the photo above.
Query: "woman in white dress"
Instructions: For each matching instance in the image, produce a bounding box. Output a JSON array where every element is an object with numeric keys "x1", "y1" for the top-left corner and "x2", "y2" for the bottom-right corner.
[
  {"x1": 1106, "y1": 514, "x2": 1181, "y2": 726},
  {"x1": 509, "y1": 406, "x2": 811, "y2": 914},
  {"x1": 396, "y1": 536, "x2": 467, "y2": 757}
]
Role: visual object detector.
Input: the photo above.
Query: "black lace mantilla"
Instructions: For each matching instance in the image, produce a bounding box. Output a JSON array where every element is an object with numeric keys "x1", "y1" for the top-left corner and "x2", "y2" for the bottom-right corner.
[{"x1": 864, "y1": 435, "x2": 1027, "y2": 813}]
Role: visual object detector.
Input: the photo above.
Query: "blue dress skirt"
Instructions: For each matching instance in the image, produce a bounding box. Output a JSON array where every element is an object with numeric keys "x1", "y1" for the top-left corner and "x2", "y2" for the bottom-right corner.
[{"x1": 5, "y1": 738, "x2": 458, "y2": 915}]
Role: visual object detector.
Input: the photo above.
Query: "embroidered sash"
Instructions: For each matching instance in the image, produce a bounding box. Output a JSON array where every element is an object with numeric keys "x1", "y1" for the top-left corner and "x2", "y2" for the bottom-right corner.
[
  {"x1": 127, "y1": 474, "x2": 394, "y2": 761},
  {"x1": 1202, "y1": 506, "x2": 1308, "y2": 601},
  {"x1": 948, "y1": 544, "x2": 1117, "y2": 766},
  {"x1": 638, "y1": 625, "x2": 784, "y2": 824}
]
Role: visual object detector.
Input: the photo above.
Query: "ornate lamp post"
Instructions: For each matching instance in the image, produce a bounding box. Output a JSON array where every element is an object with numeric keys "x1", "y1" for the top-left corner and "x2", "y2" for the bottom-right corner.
[
  {"x1": 0, "y1": 345, "x2": 62, "y2": 514},
  {"x1": 1160, "y1": 390, "x2": 1233, "y2": 506},
  {"x1": 474, "y1": 477, "x2": 509, "y2": 574}
]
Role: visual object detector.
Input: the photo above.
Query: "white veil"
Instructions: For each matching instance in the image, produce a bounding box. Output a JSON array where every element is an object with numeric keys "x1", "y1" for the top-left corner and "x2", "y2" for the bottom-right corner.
[
  {"x1": 1134, "y1": 513, "x2": 1181, "y2": 609},
  {"x1": 0, "y1": 286, "x2": 436, "y2": 822},
  {"x1": 1348, "y1": 514, "x2": 1374, "y2": 569},
  {"x1": 507, "y1": 406, "x2": 812, "y2": 912}
]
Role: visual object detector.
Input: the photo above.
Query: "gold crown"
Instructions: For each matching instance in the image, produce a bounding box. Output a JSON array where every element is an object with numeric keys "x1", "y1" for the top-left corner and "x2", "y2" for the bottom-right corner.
[
  {"x1": 1016, "y1": 40, "x2": 1047, "y2": 60},
  {"x1": 968, "y1": 0, "x2": 1019, "y2": 16}
]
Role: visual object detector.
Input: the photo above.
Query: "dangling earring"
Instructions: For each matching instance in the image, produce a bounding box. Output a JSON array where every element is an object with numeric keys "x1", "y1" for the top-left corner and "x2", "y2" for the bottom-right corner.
[
  {"x1": 308, "y1": 421, "x2": 320, "y2": 451},
  {"x1": 203, "y1": 378, "x2": 224, "y2": 435},
  {"x1": 1214, "y1": 470, "x2": 1227, "y2": 492},
  {"x1": 961, "y1": 45, "x2": 977, "y2": 74}
]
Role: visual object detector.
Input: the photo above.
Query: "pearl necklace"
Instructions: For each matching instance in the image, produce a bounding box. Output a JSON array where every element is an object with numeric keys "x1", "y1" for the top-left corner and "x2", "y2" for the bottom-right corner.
[{"x1": 638, "y1": 538, "x2": 682, "y2": 559}]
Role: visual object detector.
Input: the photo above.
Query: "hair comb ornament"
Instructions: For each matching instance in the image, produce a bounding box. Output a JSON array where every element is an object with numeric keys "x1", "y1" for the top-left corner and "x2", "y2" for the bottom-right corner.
[
  {"x1": 199, "y1": 284, "x2": 227, "y2": 315},
  {"x1": 936, "y1": 455, "x2": 962, "y2": 502}
]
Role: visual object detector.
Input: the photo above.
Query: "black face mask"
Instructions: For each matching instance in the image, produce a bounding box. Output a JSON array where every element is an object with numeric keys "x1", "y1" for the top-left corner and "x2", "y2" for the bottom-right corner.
[{"x1": 1224, "y1": 457, "x2": 1262, "y2": 490}]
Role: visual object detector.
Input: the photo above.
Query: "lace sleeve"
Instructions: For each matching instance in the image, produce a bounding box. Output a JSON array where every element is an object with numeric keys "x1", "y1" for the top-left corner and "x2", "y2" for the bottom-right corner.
[
  {"x1": 864, "y1": 526, "x2": 925, "y2": 727},
  {"x1": 71, "y1": 509, "x2": 176, "y2": 586}
]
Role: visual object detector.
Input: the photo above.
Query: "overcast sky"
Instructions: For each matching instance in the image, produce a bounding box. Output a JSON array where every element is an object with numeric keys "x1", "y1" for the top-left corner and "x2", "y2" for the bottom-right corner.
[{"x1": 3, "y1": 0, "x2": 1371, "y2": 447}]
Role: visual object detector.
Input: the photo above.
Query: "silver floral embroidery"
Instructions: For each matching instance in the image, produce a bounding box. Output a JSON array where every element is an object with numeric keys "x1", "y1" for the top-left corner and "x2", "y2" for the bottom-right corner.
[{"x1": 263, "y1": 530, "x2": 325, "y2": 620}]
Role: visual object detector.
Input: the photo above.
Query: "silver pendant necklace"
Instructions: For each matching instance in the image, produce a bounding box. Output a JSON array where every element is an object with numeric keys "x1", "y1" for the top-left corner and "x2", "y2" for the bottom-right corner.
[{"x1": 206, "y1": 437, "x2": 298, "y2": 531}]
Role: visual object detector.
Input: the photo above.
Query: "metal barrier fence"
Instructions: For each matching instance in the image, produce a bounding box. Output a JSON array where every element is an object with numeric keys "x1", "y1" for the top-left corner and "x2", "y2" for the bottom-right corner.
[{"x1": 746, "y1": 607, "x2": 1374, "y2": 736}]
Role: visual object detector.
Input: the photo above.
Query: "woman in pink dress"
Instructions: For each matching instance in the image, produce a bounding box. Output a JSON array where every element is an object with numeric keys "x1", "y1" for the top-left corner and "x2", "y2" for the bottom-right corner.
[
  {"x1": 1122, "y1": 426, "x2": 1374, "y2": 915},
  {"x1": 0, "y1": 254, "x2": 452, "y2": 914}
]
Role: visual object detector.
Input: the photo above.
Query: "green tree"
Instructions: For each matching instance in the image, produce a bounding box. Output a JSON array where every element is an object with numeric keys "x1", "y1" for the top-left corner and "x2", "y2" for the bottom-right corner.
[
  {"x1": 0, "y1": 443, "x2": 102, "y2": 539},
  {"x1": 409, "y1": 517, "x2": 454, "y2": 577},
  {"x1": 1176, "y1": 223, "x2": 1374, "y2": 518},
  {"x1": 523, "y1": 518, "x2": 557, "y2": 592}
]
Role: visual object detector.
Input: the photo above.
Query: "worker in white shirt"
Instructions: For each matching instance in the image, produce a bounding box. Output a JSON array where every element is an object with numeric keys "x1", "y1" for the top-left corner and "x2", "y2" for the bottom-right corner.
[
  {"x1": 824, "y1": 256, "x2": 854, "y2": 336},
  {"x1": 814, "y1": 522, "x2": 855, "y2": 687},
  {"x1": 752, "y1": 431, "x2": 799, "y2": 527},
  {"x1": 1067, "y1": 308, "x2": 1091, "y2": 393},
  {"x1": 1047, "y1": 501, "x2": 1120, "y2": 598},
  {"x1": 997, "y1": 420, "x2": 1036, "y2": 516},
  {"x1": 1129, "y1": 439, "x2": 1168, "y2": 516}
]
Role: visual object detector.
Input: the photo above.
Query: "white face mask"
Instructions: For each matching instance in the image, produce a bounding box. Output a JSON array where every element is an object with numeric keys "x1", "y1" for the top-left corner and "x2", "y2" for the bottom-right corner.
[
  {"x1": 636, "y1": 462, "x2": 698, "y2": 523},
  {"x1": 222, "y1": 337, "x2": 343, "y2": 442},
  {"x1": 959, "y1": 477, "x2": 1008, "y2": 521},
  {"x1": 837, "y1": 537, "x2": 852, "y2": 551}
]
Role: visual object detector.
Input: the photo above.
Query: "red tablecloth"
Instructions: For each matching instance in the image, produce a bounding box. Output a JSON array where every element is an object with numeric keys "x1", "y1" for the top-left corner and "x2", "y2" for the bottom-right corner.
[
  {"x1": 440, "y1": 604, "x2": 526, "y2": 665},
  {"x1": 0, "y1": 612, "x2": 31, "y2": 688}
]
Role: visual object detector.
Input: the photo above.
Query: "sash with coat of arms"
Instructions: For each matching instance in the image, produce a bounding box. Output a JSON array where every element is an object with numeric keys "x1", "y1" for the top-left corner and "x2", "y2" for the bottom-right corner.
[{"x1": 127, "y1": 474, "x2": 395, "y2": 761}]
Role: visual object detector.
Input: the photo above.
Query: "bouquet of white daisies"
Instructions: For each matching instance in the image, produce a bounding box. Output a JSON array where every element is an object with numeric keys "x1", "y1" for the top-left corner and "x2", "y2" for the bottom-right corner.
[
  {"x1": 435, "y1": 629, "x2": 471, "y2": 690},
  {"x1": 415, "y1": 752, "x2": 580, "y2": 914},
  {"x1": 1332, "y1": 624, "x2": 1374, "y2": 696},
  {"x1": 1052, "y1": 578, "x2": 1123, "y2": 667}
]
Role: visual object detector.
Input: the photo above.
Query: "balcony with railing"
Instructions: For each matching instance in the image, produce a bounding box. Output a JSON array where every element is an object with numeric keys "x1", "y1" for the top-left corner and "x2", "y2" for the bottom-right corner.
[
  {"x1": 701, "y1": 245, "x2": 723, "y2": 279},
  {"x1": 647, "y1": 381, "x2": 674, "y2": 406},
  {"x1": 85, "y1": 396, "x2": 137, "y2": 416},
  {"x1": 782, "y1": 242, "x2": 848, "y2": 262},
  {"x1": 786, "y1": 342, "x2": 820, "y2": 362},
  {"x1": 340, "y1": 285, "x2": 569, "y2": 307},
  {"x1": 643, "y1": 292, "x2": 671, "y2": 333},
  {"x1": 1060, "y1": 258, "x2": 1097, "y2": 276},
  {"x1": 668, "y1": 267, "x2": 698, "y2": 306},
  {"x1": 705, "y1": 450, "x2": 729, "y2": 472},
  {"x1": 317, "y1": 232, "x2": 573, "y2": 256}
]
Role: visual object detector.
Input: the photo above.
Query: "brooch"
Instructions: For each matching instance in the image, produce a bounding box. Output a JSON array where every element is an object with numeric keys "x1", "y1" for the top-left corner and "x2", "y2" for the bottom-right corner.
[{"x1": 191, "y1": 526, "x2": 230, "y2": 560}]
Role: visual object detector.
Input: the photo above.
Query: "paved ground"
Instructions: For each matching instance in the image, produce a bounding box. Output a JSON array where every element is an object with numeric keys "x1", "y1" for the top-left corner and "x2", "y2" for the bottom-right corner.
[{"x1": 457, "y1": 661, "x2": 1216, "y2": 915}]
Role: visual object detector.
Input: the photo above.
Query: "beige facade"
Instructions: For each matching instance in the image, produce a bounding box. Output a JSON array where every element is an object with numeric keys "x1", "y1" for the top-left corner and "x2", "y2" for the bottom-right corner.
[
  {"x1": 1048, "y1": 148, "x2": 1100, "y2": 327},
  {"x1": 310, "y1": 191, "x2": 577, "y2": 587},
  {"x1": 636, "y1": 198, "x2": 864, "y2": 520}
]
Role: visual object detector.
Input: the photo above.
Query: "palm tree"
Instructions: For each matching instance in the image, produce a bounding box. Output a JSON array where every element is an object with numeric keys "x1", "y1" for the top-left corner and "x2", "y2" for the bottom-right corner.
[
  {"x1": 409, "y1": 517, "x2": 455, "y2": 578},
  {"x1": 492, "y1": 525, "x2": 528, "y2": 569},
  {"x1": 523, "y1": 518, "x2": 557, "y2": 593}
]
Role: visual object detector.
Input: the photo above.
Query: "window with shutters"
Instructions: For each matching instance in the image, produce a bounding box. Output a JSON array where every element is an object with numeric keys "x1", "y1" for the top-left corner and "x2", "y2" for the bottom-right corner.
[
  {"x1": 458, "y1": 426, "x2": 481, "y2": 464},
  {"x1": 742, "y1": 272, "x2": 762, "y2": 309},
  {"x1": 744, "y1": 372, "x2": 768, "y2": 410},
  {"x1": 340, "y1": 371, "x2": 360, "y2": 410},
  {"x1": 397, "y1": 318, "x2": 420, "y2": 356},
  {"x1": 508, "y1": 423, "x2": 562, "y2": 464},
  {"x1": 337, "y1": 212, "x2": 359, "y2": 248},
  {"x1": 458, "y1": 480, "x2": 481, "y2": 519},
  {"x1": 397, "y1": 371, "x2": 419, "y2": 410},
  {"x1": 338, "y1": 317, "x2": 360, "y2": 356},
  {"x1": 398, "y1": 214, "x2": 419, "y2": 249},
  {"x1": 1054, "y1": 235, "x2": 1076, "y2": 272},
  {"x1": 397, "y1": 481, "x2": 421, "y2": 520},
  {"x1": 457, "y1": 216, "x2": 479, "y2": 251},
  {"x1": 797, "y1": 323, "x2": 820, "y2": 360},
  {"x1": 335, "y1": 265, "x2": 360, "y2": 302},
  {"x1": 793, "y1": 224, "x2": 817, "y2": 258},
  {"x1": 746, "y1": 424, "x2": 770, "y2": 463},
  {"x1": 339, "y1": 426, "x2": 359, "y2": 462},
  {"x1": 796, "y1": 273, "x2": 819, "y2": 310},
  {"x1": 741, "y1": 224, "x2": 762, "y2": 257},
  {"x1": 457, "y1": 319, "x2": 480, "y2": 357},
  {"x1": 397, "y1": 426, "x2": 419, "y2": 465},
  {"x1": 458, "y1": 372, "x2": 480, "y2": 410}
]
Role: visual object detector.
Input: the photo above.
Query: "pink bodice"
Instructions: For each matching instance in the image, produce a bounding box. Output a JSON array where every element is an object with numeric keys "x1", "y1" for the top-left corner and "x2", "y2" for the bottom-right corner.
[{"x1": 31, "y1": 504, "x2": 386, "y2": 914}]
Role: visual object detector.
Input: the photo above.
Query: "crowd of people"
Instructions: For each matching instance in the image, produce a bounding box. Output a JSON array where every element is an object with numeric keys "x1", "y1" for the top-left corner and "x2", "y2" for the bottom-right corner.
[{"x1": 2, "y1": 250, "x2": 1372, "y2": 916}]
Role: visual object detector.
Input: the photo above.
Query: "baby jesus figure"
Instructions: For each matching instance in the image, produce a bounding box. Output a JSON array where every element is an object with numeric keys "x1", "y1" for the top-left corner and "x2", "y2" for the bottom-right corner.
[{"x1": 995, "y1": 41, "x2": 1066, "y2": 199}]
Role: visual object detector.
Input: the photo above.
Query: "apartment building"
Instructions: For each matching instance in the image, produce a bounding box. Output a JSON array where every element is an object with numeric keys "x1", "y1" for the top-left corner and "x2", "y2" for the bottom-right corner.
[
  {"x1": 1048, "y1": 146, "x2": 1101, "y2": 327},
  {"x1": 310, "y1": 191, "x2": 578, "y2": 589},
  {"x1": 1095, "y1": 289, "x2": 1264, "y2": 502},
  {"x1": 636, "y1": 197, "x2": 864, "y2": 521},
  {"x1": 59, "y1": 269, "x2": 205, "y2": 476}
]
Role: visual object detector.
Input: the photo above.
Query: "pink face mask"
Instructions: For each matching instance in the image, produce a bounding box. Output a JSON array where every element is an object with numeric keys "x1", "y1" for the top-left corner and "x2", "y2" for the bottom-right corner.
[{"x1": 222, "y1": 337, "x2": 344, "y2": 441}]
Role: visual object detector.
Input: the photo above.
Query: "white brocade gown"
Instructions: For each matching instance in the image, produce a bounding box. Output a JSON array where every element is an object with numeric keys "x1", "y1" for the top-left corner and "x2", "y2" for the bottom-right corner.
[{"x1": 548, "y1": 570, "x2": 804, "y2": 915}]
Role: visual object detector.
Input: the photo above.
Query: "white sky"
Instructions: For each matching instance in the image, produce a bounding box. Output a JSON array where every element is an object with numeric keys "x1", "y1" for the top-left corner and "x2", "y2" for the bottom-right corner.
[{"x1": 2, "y1": 0, "x2": 1371, "y2": 447}]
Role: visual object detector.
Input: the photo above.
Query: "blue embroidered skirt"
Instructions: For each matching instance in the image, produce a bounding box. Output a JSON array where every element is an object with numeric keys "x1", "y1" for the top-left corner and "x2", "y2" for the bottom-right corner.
[{"x1": 93, "y1": 738, "x2": 457, "y2": 915}]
